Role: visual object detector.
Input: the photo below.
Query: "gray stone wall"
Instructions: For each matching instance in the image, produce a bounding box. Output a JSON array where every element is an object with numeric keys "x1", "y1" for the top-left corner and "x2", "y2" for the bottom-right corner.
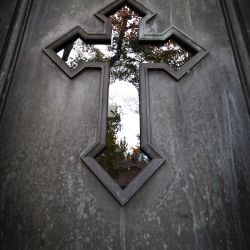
[
  {"x1": 0, "y1": 0, "x2": 18, "y2": 63},
  {"x1": 237, "y1": 0, "x2": 250, "y2": 42}
]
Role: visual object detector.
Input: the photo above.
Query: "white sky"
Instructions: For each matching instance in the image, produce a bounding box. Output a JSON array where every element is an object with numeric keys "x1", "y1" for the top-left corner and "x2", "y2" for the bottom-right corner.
[{"x1": 109, "y1": 79, "x2": 140, "y2": 151}]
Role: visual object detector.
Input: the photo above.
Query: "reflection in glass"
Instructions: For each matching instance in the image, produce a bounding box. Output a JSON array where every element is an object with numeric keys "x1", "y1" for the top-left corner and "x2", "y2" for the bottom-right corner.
[{"x1": 56, "y1": 6, "x2": 195, "y2": 188}]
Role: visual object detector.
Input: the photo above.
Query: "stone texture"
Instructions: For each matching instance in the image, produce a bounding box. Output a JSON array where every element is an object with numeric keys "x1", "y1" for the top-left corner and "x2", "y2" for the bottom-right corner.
[{"x1": 0, "y1": 0, "x2": 249, "y2": 249}]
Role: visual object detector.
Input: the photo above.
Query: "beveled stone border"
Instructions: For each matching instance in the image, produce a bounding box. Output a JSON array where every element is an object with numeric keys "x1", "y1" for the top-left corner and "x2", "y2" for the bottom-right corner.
[
  {"x1": 80, "y1": 62, "x2": 165, "y2": 206},
  {"x1": 43, "y1": 0, "x2": 208, "y2": 205},
  {"x1": 43, "y1": 26, "x2": 111, "y2": 78},
  {"x1": 0, "y1": 0, "x2": 34, "y2": 121}
]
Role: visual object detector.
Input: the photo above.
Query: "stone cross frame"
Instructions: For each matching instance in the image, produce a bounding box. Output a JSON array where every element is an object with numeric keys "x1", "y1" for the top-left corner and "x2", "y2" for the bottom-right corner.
[{"x1": 44, "y1": 0, "x2": 208, "y2": 205}]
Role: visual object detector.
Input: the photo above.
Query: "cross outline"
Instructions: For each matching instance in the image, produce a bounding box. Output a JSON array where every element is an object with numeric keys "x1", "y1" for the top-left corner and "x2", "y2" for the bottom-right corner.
[{"x1": 43, "y1": 0, "x2": 208, "y2": 205}]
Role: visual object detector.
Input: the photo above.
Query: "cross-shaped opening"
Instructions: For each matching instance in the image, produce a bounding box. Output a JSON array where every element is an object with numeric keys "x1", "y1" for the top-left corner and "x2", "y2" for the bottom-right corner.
[{"x1": 55, "y1": 5, "x2": 196, "y2": 188}]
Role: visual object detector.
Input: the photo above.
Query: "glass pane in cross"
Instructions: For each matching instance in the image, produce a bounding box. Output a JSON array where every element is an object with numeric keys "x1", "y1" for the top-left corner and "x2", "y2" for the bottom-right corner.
[{"x1": 56, "y1": 5, "x2": 194, "y2": 188}]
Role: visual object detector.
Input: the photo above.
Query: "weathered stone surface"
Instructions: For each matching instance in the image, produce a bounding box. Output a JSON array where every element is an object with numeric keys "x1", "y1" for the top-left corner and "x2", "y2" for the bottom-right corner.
[
  {"x1": 237, "y1": 0, "x2": 250, "y2": 42},
  {"x1": 0, "y1": 0, "x2": 18, "y2": 61},
  {"x1": 0, "y1": 0, "x2": 249, "y2": 249}
]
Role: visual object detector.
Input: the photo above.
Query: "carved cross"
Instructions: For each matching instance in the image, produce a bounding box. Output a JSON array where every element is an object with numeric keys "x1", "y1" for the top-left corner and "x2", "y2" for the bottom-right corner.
[{"x1": 44, "y1": 0, "x2": 208, "y2": 205}]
